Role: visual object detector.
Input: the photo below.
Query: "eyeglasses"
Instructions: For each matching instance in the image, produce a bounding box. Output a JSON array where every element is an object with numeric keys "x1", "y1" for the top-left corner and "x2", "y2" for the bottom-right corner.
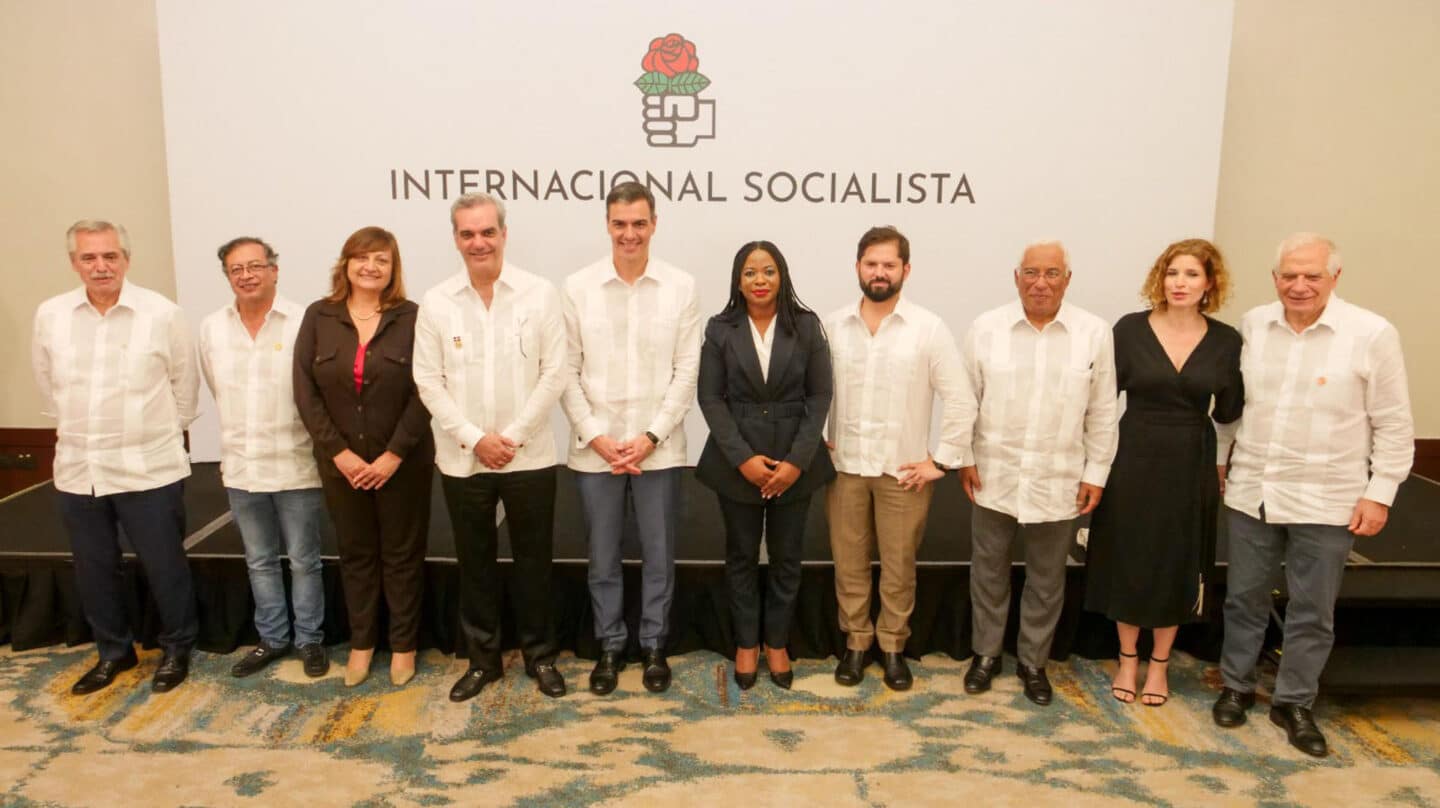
[
  {"x1": 226, "y1": 261, "x2": 272, "y2": 277},
  {"x1": 1019, "y1": 268, "x2": 1066, "y2": 282}
]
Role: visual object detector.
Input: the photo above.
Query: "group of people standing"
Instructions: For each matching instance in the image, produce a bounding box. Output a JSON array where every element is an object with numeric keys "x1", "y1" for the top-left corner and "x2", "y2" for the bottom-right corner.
[{"x1": 33, "y1": 181, "x2": 1413, "y2": 760}]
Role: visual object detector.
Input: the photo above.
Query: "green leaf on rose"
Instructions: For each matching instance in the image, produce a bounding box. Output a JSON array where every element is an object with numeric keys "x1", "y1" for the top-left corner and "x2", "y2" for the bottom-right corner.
[
  {"x1": 667, "y1": 71, "x2": 710, "y2": 95},
  {"x1": 634, "y1": 72, "x2": 670, "y2": 94}
]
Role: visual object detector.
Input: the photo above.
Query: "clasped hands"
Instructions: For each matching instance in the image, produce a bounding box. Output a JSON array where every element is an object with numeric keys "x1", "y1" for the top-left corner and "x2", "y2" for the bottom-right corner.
[
  {"x1": 740, "y1": 455, "x2": 802, "y2": 499},
  {"x1": 589, "y1": 434, "x2": 656, "y2": 475},
  {"x1": 333, "y1": 449, "x2": 402, "y2": 490}
]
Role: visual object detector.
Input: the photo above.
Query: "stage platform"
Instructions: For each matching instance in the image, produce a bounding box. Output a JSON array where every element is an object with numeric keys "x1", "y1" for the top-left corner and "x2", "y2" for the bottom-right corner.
[{"x1": 2, "y1": 464, "x2": 1437, "y2": 690}]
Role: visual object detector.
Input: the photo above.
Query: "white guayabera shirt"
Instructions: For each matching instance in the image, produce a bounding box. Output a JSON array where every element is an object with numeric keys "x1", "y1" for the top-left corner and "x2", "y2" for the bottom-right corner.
[
  {"x1": 964, "y1": 301, "x2": 1119, "y2": 524},
  {"x1": 560, "y1": 257, "x2": 701, "y2": 473},
  {"x1": 1224, "y1": 296, "x2": 1414, "y2": 525},
  {"x1": 824, "y1": 298, "x2": 975, "y2": 479},
  {"x1": 197, "y1": 296, "x2": 321, "y2": 492},
  {"x1": 413, "y1": 265, "x2": 568, "y2": 476},
  {"x1": 32, "y1": 282, "x2": 200, "y2": 496}
]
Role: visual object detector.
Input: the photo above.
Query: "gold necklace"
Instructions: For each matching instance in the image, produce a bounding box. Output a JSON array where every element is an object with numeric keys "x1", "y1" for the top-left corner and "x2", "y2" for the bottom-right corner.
[{"x1": 348, "y1": 306, "x2": 380, "y2": 321}]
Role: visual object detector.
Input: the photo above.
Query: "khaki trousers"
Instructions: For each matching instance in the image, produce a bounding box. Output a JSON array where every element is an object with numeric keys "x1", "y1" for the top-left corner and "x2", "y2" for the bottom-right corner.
[{"x1": 826, "y1": 471, "x2": 934, "y2": 653}]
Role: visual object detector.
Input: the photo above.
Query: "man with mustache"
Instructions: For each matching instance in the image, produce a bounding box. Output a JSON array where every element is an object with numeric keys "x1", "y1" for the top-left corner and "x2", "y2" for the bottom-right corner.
[
  {"x1": 824, "y1": 225, "x2": 975, "y2": 690},
  {"x1": 414, "y1": 193, "x2": 569, "y2": 700},
  {"x1": 959, "y1": 240, "x2": 1118, "y2": 706},
  {"x1": 31, "y1": 220, "x2": 201, "y2": 694},
  {"x1": 198, "y1": 237, "x2": 329, "y2": 680},
  {"x1": 1212, "y1": 233, "x2": 1413, "y2": 757},
  {"x1": 560, "y1": 182, "x2": 700, "y2": 695}
]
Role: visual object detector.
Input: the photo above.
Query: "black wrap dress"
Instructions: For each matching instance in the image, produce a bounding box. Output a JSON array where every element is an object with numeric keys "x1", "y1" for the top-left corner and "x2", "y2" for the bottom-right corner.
[{"x1": 1084, "y1": 311, "x2": 1243, "y2": 627}]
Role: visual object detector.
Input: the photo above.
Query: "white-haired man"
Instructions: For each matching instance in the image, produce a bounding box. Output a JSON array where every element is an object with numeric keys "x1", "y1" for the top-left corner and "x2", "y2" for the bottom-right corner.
[
  {"x1": 1212, "y1": 233, "x2": 1413, "y2": 757},
  {"x1": 32, "y1": 220, "x2": 201, "y2": 694},
  {"x1": 959, "y1": 240, "x2": 1118, "y2": 706}
]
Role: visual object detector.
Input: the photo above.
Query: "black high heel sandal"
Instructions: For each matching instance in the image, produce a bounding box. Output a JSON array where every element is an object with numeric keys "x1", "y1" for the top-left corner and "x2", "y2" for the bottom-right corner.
[
  {"x1": 1141, "y1": 656, "x2": 1170, "y2": 707},
  {"x1": 1112, "y1": 650, "x2": 1138, "y2": 704}
]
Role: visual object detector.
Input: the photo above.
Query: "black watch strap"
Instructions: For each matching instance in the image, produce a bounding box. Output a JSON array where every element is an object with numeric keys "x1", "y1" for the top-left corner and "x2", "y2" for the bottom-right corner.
[{"x1": 644, "y1": 431, "x2": 661, "y2": 446}]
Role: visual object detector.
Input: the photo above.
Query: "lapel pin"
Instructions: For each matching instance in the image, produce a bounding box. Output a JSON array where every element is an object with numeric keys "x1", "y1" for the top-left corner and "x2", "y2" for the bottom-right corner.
[
  {"x1": 1317, "y1": 376, "x2": 1327, "y2": 386},
  {"x1": 453, "y1": 336, "x2": 463, "y2": 350}
]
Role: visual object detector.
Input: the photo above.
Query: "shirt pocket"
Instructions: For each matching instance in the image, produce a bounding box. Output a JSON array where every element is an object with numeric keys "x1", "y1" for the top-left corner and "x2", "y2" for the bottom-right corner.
[
  {"x1": 645, "y1": 314, "x2": 680, "y2": 362},
  {"x1": 1310, "y1": 366, "x2": 1363, "y2": 414}
]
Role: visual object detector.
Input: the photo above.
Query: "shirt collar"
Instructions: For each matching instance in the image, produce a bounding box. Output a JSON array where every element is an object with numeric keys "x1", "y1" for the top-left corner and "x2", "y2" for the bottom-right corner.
[
  {"x1": 225, "y1": 294, "x2": 299, "y2": 322},
  {"x1": 1263, "y1": 295, "x2": 1344, "y2": 334},
  {"x1": 447, "y1": 264, "x2": 525, "y2": 300},
  {"x1": 843, "y1": 296, "x2": 915, "y2": 325},
  {"x1": 1007, "y1": 299, "x2": 1074, "y2": 332},
  {"x1": 601, "y1": 258, "x2": 665, "y2": 287}
]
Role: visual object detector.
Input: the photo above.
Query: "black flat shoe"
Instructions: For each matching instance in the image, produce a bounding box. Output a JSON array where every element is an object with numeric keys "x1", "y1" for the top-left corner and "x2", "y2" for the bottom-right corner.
[
  {"x1": 525, "y1": 661, "x2": 567, "y2": 698},
  {"x1": 230, "y1": 643, "x2": 291, "y2": 678},
  {"x1": 963, "y1": 655, "x2": 1002, "y2": 694},
  {"x1": 642, "y1": 649, "x2": 671, "y2": 693},
  {"x1": 152, "y1": 652, "x2": 191, "y2": 693},
  {"x1": 881, "y1": 652, "x2": 913, "y2": 691},
  {"x1": 298, "y1": 643, "x2": 330, "y2": 678},
  {"x1": 834, "y1": 649, "x2": 868, "y2": 686},
  {"x1": 1016, "y1": 663, "x2": 1052, "y2": 706},
  {"x1": 1212, "y1": 687, "x2": 1256, "y2": 728},
  {"x1": 589, "y1": 651, "x2": 625, "y2": 695},
  {"x1": 768, "y1": 669, "x2": 793, "y2": 690},
  {"x1": 1270, "y1": 704, "x2": 1328, "y2": 757},
  {"x1": 449, "y1": 667, "x2": 502, "y2": 702},
  {"x1": 71, "y1": 651, "x2": 140, "y2": 695}
]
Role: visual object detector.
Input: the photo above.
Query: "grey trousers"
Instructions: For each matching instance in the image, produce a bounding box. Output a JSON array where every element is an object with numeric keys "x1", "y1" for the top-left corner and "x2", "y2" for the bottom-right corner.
[
  {"x1": 969, "y1": 505, "x2": 1075, "y2": 668},
  {"x1": 1221, "y1": 506, "x2": 1353, "y2": 707},
  {"x1": 576, "y1": 468, "x2": 681, "y2": 653}
]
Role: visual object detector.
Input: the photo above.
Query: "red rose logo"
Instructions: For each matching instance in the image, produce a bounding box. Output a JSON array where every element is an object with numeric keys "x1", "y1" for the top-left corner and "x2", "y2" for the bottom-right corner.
[
  {"x1": 633, "y1": 33, "x2": 715, "y2": 147},
  {"x1": 641, "y1": 33, "x2": 699, "y2": 78}
]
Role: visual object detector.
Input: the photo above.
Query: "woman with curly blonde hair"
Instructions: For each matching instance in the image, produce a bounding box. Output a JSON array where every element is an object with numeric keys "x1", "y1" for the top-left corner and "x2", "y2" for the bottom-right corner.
[{"x1": 1084, "y1": 238, "x2": 1243, "y2": 707}]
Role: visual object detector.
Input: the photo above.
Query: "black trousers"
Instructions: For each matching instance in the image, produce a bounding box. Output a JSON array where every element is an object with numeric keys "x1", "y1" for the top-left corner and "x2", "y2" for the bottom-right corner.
[
  {"x1": 718, "y1": 494, "x2": 811, "y2": 649},
  {"x1": 441, "y1": 466, "x2": 558, "y2": 670},
  {"x1": 57, "y1": 480, "x2": 198, "y2": 660},
  {"x1": 320, "y1": 458, "x2": 431, "y2": 652}
]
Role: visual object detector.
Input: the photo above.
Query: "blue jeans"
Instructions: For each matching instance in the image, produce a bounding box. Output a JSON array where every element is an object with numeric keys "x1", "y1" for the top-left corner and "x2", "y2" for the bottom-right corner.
[{"x1": 226, "y1": 487, "x2": 327, "y2": 648}]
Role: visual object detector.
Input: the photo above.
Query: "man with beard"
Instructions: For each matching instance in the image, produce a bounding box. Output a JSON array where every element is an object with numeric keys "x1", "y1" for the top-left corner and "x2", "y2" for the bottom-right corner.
[
  {"x1": 823, "y1": 225, "x2": 975, "y2": 690},
  {"x1": 958, "y1": 240, "x2": 1118, "y2": 706}
]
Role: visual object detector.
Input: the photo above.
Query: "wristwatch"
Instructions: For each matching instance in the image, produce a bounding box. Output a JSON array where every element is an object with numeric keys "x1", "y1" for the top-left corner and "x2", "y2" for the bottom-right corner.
[{"x1": 644, "y1": 431, "x2": 661, "y2": 446}]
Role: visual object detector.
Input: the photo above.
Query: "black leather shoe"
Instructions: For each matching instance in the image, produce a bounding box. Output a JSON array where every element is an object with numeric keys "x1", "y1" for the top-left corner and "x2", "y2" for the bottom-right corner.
[
  {"x1": 230, "y1": 643, "x2": 291, "y2": 678},
  {"x1": 1211, "y1": 687, "x2": 1256, "y2": 728},
  {"x1": 298, "y1": 643, "x2": 330, "y2": 678},
  {"x1": 642, "y1": 649, "x2": 671, "y2": 693},
  {"x1": 963, "y1": 655, "x2": 1002, "y2": 694},
  {"x1": 526, "y1": 661, "x2": 567, "y2": 698},
  {"x1": 881, "y1": 652, "x2": 913, "y2": 691},
  {"x1": 449, "y1": 667, "x2": 502, "y2": 703},
  {"x1": 589, "y1": 651, "x2": 625, "y2": 695},
  {"x1": 152, "y1": 652, "x2": 191, "y2": 693},
  {"x1": 1017, "y1": 663, "x2": 1052, "y2": 706},
  {"x1": 71, "y1": 651, "x2": 140, "y2": 695},
  {"x1": 834, "y1": 649, "x2": 868, "y2": 686},
  {"x1": 1270, "y1": 704, "x2": 1328, "y2": 757}
]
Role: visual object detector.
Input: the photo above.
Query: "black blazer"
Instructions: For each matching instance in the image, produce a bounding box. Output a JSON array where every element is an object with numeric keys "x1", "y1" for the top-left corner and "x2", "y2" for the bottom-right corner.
[
  {"x1": 293, "y1": 299, "x2": 435, "y2": 479},
  {"x1": 695, "y1": 309, "x2": 835, "y2": 505}
]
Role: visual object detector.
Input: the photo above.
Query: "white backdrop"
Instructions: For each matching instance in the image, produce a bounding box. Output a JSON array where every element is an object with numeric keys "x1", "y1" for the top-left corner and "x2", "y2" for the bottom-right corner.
[{"x1": 156, "y1": 0, "x2": 1235, "y2": 462}]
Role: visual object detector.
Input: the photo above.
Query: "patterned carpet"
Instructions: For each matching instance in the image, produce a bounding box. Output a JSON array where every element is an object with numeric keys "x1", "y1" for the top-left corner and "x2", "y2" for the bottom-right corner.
[{"x1": 1, "y1": 645, "x2": 1438, "y2": 807}]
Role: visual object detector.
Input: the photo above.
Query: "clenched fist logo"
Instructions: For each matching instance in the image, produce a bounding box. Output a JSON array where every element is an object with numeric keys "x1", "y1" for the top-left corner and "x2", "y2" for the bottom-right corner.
[{"x1": 633, "y1": 33, "x2": 715, "y2": 148}]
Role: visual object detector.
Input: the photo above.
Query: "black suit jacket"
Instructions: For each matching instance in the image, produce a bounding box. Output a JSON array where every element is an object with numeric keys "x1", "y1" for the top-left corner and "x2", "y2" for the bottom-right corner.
[
  {"x1": 695, "y1": 309, "x2": 835, "y2": 505},
  {"x1": 293, "y1": 299, "x2": 435, "y2": 479}
]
